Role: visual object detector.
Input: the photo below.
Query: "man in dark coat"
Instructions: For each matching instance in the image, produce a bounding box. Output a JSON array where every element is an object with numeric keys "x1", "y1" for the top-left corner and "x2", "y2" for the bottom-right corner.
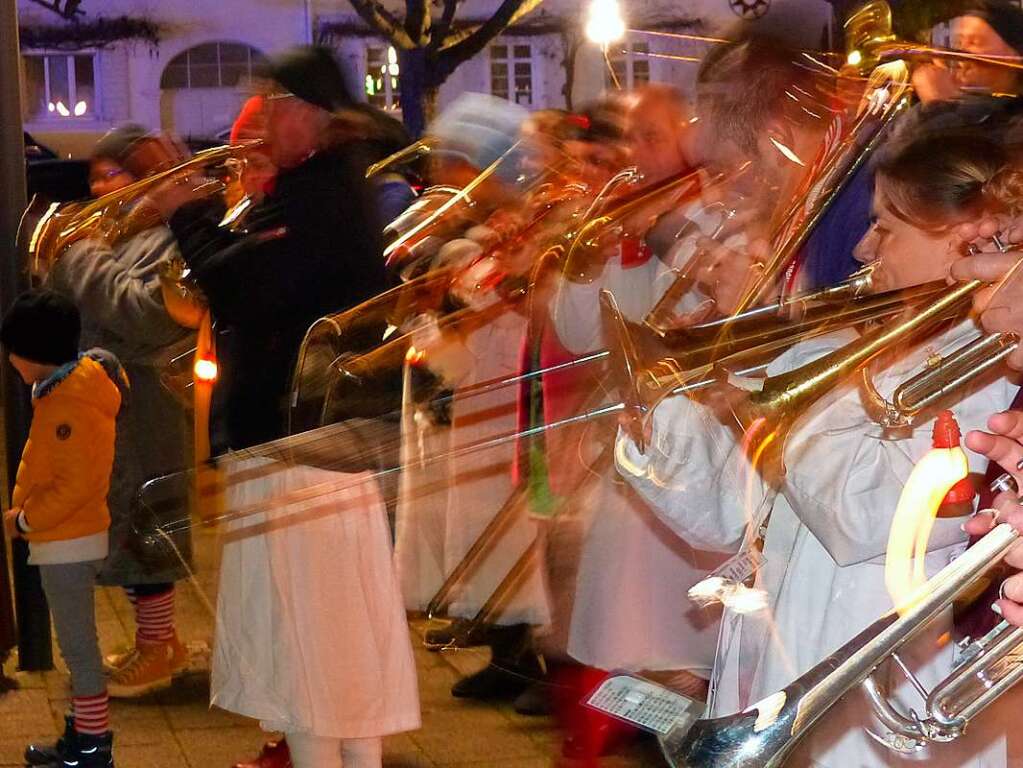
[
  {"x1": 152, "y1": 47, "x2": 389, "y2": 454},
  {"x1": 149, "y1": 47, "x2": 394, "y2": 768}
]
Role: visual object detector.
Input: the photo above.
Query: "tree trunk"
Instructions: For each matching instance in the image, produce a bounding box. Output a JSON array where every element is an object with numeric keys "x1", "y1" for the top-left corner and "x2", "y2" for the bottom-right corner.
[{"x1": 398, "y1": 47, "x2": 429, "y2": 138}]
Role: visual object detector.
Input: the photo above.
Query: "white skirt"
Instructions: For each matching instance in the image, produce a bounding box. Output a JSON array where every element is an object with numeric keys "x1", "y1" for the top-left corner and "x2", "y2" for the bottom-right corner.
[
  {"x1": 567, "y1": 474, "x2": 725, "y2": 675},
  {"x1": 212, "y1": 458, "x2": 421, "y2": 739}
]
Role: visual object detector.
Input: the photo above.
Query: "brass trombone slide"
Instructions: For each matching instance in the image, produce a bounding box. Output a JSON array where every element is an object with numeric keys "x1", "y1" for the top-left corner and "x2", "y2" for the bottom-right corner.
[{"x1": 661, "y1": 522, "x2": 1023, "y2": 767}]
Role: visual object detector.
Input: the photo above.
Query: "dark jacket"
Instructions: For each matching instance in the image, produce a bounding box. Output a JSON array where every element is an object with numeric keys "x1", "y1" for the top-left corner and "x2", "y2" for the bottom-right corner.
[{"x1": 169, "y1": 146, "x2": 389, "y2": 452}]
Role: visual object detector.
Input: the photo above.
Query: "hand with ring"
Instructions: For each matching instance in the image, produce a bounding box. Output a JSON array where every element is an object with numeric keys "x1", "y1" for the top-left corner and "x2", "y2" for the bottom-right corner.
[
  {"x1": 951, "y1": 215, "x2": 1023, "y2": 370},
  {"x1": 962, "y1": 409, "x2": 1023, "y2": 626}
]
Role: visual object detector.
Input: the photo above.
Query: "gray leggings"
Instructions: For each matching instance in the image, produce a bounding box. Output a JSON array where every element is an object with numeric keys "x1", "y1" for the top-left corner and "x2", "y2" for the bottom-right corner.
[{"x1": 39, "y1": 560, "x2": 106, "y2": 698}]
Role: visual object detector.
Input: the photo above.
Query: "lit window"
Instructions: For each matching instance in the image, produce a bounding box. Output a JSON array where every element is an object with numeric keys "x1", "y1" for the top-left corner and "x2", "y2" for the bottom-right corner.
[
  {"x1": 605, "y1": 40, "x2": 651, "y2": 89},
  {"x1": 23, "y1": 53, "x2": 97, "y2": 121},
  {"x1": 366, "y1": 45, "x2": 401, "y2": 111},
  {"x1": 490, "y1": 42, "x2": 533, "y2": 106},
  {"x1": 160, "y1": 42, "x2": 267, "y2": 90}
]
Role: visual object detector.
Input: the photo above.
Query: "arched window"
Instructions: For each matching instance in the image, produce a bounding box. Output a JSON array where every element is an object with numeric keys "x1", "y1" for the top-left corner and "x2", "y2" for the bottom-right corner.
[{"x1": 161, "y1": 42, "x2": 266, "y2": 89}]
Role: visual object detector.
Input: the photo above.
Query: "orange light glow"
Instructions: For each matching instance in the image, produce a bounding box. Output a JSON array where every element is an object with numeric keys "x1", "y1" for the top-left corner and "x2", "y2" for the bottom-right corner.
[
  {"x1": 885, "y1": 445, "x2": 969, "y2": 613},
  {"x1": 194, "y1": 357, "x2": 219, "y2": 382}
]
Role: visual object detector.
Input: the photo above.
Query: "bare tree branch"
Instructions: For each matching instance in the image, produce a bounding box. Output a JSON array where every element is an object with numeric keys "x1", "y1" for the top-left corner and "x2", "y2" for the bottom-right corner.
[
  {"x1": 26, "y1": 0, "x2": 84, "y2": 19},
  {"x1": 439, "y1": 0, "x2": 543, "y2": 54},
  {"x1": 346, "y1": 0, "x2": 414, "y2": 48},
  {"x1": 428, "y1": 0, "x2": 460, "y2": 53},
  {"x1": 403, "y1": 0, "x2": 430, "y2": 47}
]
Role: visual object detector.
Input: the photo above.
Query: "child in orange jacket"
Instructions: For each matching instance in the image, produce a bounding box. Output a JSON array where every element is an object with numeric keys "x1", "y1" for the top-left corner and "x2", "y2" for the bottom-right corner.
[{"x1": 2, "y1": 290, "x2": 128, "y2": 768}]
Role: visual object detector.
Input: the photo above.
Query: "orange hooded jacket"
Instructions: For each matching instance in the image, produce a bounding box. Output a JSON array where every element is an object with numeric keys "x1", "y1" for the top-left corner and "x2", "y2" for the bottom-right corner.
[{"x1": 12, "y1": 351, "x2": 128, "y2": 542}]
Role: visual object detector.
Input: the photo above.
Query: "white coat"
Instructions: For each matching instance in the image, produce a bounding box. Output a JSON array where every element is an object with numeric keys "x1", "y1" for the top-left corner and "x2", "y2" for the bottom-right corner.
[
  {"x1": 617, "y1": 318, "x2": 1014, "y2": 766},
  {"x1": 394, "y1": 308, "x2": 549, "y2": 626},
  {"x1": 212, "y1": 459, "x2": 421, "y2": 739},
  {"x1": 553, "y1": 202, "x2": 731, "y2": 674}
]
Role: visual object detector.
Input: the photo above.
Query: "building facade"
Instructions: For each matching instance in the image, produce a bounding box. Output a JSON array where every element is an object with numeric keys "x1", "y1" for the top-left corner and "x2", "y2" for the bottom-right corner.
[{"x1": 17, "y1": 0, "x2": 833, "y2": 157}]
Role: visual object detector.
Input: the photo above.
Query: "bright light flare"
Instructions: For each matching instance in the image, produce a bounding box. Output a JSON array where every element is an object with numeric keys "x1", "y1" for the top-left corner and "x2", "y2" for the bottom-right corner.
[
  {"x1": 885, "y1": 446, "x2": 969, "y2": 613},
  {"x1": 73, "y1": 100, "x2": 87, "y2": 116},
  {"x1": 586, "y1": 0, "x2": 626, "y2": 45},
  {"x1": 55, "y1": 101, "x2": 70, "y2": 117},
  {"x1": 193, "y1": 357, "x2": 219, "y2": 383},
  {"x1": 847, "y1": 49, "x2": 864, "y2": 67}
]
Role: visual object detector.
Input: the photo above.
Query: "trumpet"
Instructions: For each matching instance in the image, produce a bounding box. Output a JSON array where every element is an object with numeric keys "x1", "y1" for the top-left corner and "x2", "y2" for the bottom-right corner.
[
  {"x1": 661, "y1": 522, "x2": 1023, "y2": 767},
  {"x1": 20, "y1": 141, "x2": 263, "y2": 283}
]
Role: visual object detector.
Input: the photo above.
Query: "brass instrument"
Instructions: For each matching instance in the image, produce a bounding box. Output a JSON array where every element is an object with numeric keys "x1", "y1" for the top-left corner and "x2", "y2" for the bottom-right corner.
[
  {"x1": 21, "y1": 141, "x2": 262, "y2": 283},
  {"x1": 366, "y1": 138, "x2": 432, "y2": 179},
  {"x1": 661, "y1": 522, "x2": 1023, "y2": 767}
]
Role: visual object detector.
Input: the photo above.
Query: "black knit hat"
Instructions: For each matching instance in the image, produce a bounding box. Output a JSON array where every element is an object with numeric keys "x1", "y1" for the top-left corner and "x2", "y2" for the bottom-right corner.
[
  {"x1": 958, "y1": 0, "x2": 1023, "y2": 55},
  {"x1": 92, "y1": 122, "x2": 149, "y2": 164},
  {"x1": 265, "y1": 46, "x2": 354, "y2": 112},
  {"x1": 1, "y1": 290, "x2": 80, "y2": 366}
]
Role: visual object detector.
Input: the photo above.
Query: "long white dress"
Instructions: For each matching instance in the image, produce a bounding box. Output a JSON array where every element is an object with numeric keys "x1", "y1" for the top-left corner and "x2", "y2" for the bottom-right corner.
[
  {"x1": 618, "y1": 319, "x2": 1013, "y2": 766},
  {"x1": 394, "y1": 308, "x2": 549, "y2": 626},
  {"x1": 553, "y1": 221, "x2": 730, "y2": 675},
  {"x1": 212, "y1": 459, "x2": 421, "y2": 739}
]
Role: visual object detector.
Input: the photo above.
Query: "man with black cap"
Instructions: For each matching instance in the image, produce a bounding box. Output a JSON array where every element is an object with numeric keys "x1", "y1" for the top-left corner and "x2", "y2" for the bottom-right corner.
[
  {"x1": 149, "y1": 47, "x2": 415, "y2": 768},
  {"x1": 914, "y1": 0, "x2": 1023, "y2": 101},
  {"x1": 151, "y1": 46, "x2": 389, "y2": 452}
]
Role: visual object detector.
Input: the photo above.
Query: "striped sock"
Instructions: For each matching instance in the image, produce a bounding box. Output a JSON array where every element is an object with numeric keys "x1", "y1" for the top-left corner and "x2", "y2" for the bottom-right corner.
[
  {"x1": 135, "y1": 587, "x2": 176, "y2": 644},
  {"x1": 73, "y1": 692, "x2": 110, "y2": 735}
]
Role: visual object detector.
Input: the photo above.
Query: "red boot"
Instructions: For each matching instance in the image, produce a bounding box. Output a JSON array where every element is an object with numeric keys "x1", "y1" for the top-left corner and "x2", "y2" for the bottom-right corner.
[
  {"x1": 554, "y1": 666, "x2": 638, "y2": 765},
  {"x1": 232, "y1": 738, "x2": 292, "y2": 768}
]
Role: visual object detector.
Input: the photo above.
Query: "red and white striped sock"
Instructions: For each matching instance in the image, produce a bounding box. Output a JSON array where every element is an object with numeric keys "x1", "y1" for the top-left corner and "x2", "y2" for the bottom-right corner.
[
  {"x1": 73, "y1": 692, "x2": 110, "y2": 735},
  {"x1": 134, "y1": 587, "x2": 176, "y2": 645}
]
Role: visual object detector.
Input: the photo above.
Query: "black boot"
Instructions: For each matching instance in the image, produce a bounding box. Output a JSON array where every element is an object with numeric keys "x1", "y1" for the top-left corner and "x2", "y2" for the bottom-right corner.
[
  {"x1": 450, "y1": 624, "x2": 543, "y2": 700},
  {"x1": 24, "y1": 714, "x2": 73, "y2": 766},
  {"x1": 41, "y1": 730, "x2": 114, "y2": 768}
]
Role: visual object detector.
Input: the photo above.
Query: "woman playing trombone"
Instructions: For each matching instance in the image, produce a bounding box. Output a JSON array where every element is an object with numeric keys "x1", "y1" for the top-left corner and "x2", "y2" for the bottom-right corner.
[{"x1": 616, "y1": 105, "x2": 1023, "y2": 766}]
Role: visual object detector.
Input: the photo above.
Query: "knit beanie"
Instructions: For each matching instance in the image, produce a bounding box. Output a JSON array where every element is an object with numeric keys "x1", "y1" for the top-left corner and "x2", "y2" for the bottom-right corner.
[
  {"x1": 1, "y1": 290, "x2": 81, "y2": 366},
  {"x1": 957, "y1": 0, "x2": 1023, "y2": 55},
  {"x1": 265, "y1": 46, "x2": 354, "y2": 112},
  {"x1": 92, "y1": 122, "x2": 150, "y2": 164},
  {"x1": 430, "y1": 93, "x2": 527, "y2": 182}
]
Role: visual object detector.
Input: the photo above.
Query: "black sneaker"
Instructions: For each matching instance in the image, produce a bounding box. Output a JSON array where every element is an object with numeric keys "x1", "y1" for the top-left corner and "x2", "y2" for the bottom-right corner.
[
  {"x1": 43, "y1": 730, "x2": 114, "y2": 768},
  {"x1": 24, "y1": 714, "x2": 73, "y2": 765}
]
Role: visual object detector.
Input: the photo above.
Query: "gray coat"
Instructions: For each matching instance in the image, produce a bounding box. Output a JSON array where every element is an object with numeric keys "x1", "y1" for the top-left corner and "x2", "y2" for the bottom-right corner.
[{"x1": 49, "y1": 226, "x2": 195, "y2": 586}]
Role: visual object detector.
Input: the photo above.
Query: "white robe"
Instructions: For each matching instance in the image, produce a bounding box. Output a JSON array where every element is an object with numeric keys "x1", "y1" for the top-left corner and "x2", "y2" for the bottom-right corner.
[
  {"x1": 213, "y1": 459, "x2": 420, "y2": 739},
  {"x1": 618, "y1": 319, "x2": 1013, "y2": 766},
  {"x1": 554, "y1": 209, "x2": 730, "y2": 674},
  {"x1": 394, "y1": 309, "x2": 549, "y2": 626}
]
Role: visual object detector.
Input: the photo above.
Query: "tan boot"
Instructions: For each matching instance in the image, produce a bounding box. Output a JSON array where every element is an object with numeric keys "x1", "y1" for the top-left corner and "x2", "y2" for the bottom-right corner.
[
  {"x1": 107, "y1": 641, "x2": 173, "y2": 698},
  {"x1": 105, "y1": 634, "x2": 189, "y2": 677}
]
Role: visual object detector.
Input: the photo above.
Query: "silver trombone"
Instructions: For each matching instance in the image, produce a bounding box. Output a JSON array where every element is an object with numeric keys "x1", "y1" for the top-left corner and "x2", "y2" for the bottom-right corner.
[{"x1": 661, "y1": 522, "x2": 1023, "y2": 767}]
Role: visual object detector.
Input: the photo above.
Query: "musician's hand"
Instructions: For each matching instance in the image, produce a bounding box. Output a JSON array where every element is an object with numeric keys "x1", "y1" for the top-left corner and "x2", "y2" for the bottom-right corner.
[
  {"x1": 692, "y1": 237, "x2": 771, "y2": 315},
  {"x1": 4, "y1": 508, "x2": 22, "y2": 540},
  {"x1": 969, "y1": 500, "x2": 1023, "y2": 626},
  {"x1": 911, "y1": 64, "x2": 960, "y2": 104},
  {"x1": 145, "y1": 173, "x2": 215, "y2": 221},
  {"x1": 952, "y1": 218, "x2": 1023, "y2": 369},
  {"x1": 966, "y1": 412, "x2": 1023, "y2": 492}
]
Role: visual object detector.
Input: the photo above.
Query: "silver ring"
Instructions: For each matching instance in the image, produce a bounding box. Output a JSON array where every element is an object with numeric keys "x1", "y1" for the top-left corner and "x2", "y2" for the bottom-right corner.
[{"x1": 990, "y1": 472, "x2": 1018, "y2": 495}]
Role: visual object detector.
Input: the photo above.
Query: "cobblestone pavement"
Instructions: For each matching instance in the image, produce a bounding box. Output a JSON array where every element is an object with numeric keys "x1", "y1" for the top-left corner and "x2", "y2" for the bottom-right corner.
[{"x1": 0, "y1": 525, "x2": 663, "y2": 768}]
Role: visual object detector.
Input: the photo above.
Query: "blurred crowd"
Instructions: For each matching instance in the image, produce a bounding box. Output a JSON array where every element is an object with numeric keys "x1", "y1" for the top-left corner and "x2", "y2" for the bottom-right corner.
[{"x1": 16, "y1": 2, "x2": 1023, "y2": 768}]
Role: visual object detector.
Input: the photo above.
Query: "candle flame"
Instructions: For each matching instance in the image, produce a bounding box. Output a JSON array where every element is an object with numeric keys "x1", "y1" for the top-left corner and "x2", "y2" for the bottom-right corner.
[{"x1": 885, "y1": 446, "x2": 969, "y2": 614}]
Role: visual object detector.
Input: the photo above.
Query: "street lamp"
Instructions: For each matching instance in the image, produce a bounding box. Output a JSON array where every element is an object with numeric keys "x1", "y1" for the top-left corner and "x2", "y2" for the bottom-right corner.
[{"x1": 585, "y1": 0, "x2": 626, "y2": 46}]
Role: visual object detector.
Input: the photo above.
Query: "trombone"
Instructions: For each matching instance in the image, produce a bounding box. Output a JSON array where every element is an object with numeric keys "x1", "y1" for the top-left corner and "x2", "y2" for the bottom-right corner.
[{"x1": 661, "y1": 522, "x2": 1023, "y2": 767}]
